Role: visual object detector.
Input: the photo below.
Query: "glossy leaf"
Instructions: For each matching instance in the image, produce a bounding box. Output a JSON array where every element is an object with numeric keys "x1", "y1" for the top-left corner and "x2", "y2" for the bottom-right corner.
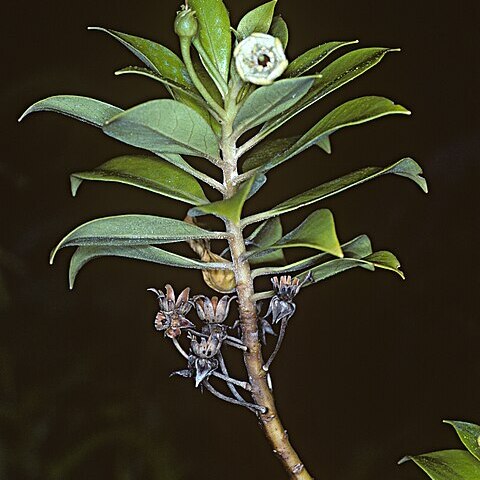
[
  {"x1": 242, "y1": 157, "x2": 428, "y2": 226},
  {"x1": 251, "y1": 234, "x2": 371, "y2": 278},
  {"x1": 444, "y1": 421, "x2": 480, "y2": 461},
  {"x1": 252, "y1": 47, "x2": 397, "y2": 145},
  {"x1": 401, "y1": 450, "x2": 480, "y2": 480},
  {"x1": 234, "y1": 77, "x2": 315, "y2": 134},
  {"x1": 247, "y1": 96, "x2": 410, "y2": 172},
  {"x1": 189, "y1": 0, "x2": 232, "y2": 82},
  {"x1": 88, "y1": 27, "x2": 193, "y2": 88},
  {"x1": 70, "y1": 155, "x2": 208, "y2": 205},
  {"x1": 295, "y1": 250, "x2": 404, "y2": 282},
  {"x1": 115, "y1": 66, "x2": 205, "y2": 105},
  {"x1": 69, "y1": 245, "x2": 232, "y2": 289},
  {"x1": 237, "y1": 1, "x2": 277, "y2": 38},
  {"x1": 269, "y1": 15, "x2": 288, "y2": 48},
  {"x1": 262, "y1": 209, "x2": 343, "y2": 257},
  {"x1": 19, "y1": 95, "x2": 121, "y2": 126},
  {"x1": 246, "y1": 217, "x2": 285, "y2": 266},
  {"x1": 188, "y1": 176, "x2": 256, "y2": 223},
  {"x1": 242, "y1": 136, "x2": 299, "y2": 171},
  {"x1": 103, "y1": 99, "x2": 220, "y2": 160},
  {"x1": 284, "y1": 40, "x2": 357, "y2": 77},
  {"x1": 50, "y1": 214, "x2": 229, "y2": 263},
  {"x1": 253, "y1": 247, "x2": 403, "y2": 300}
]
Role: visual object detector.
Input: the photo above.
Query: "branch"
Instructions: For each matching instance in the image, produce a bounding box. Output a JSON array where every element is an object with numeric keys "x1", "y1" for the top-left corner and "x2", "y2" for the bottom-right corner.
[{"x1": 203, "y1": 380, "x2": 266, "y2": 413}]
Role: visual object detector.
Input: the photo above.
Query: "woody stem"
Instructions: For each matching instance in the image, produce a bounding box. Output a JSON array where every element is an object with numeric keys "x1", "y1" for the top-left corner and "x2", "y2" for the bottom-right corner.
[{"x1": 219, "y1": 80, "x2": 313, "y2": 480}]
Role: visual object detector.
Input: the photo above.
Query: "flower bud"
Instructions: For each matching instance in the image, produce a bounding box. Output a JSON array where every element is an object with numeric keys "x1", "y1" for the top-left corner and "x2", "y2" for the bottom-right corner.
[
  {"x1": 234, "y1": 33, "x2": 288, "y2": 85},
  {"x1": 174, "y1": 6, "x2": 198, "y2": 39}
]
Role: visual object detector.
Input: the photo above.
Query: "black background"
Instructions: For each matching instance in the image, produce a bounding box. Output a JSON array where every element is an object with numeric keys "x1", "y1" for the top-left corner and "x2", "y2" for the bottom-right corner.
[{"x1": 2, "y1": 0, "x2": 479, "y2": 479}]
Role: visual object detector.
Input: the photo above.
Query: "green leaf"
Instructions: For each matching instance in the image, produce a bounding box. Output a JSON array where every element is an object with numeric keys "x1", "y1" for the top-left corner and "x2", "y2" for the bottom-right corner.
[
  {"x1": 444, "y1": 422, "x2": 480, "y2": 461},
  {"x1": 88, "y1": 27, "x2": 193, "y2": 88},
  {"x1": 247, "y1": 96, "x2": 411, "y2": 173},
  {"x1": 246, "y1": 217, "x2": 285, "y2": 266},
  {"x1": 69, "y1": 245, "x2": 232, "y2": 289},
  {"x1": 252, "y1": 246, "x2": 403, "y2": 300},
  {"x1": 251, "y1": 47, "x2": 398, "y2": 145},
  {"x1": 269, "y1": 15, "x2": 288, "y2": 48},
  {"x1": 18, "y1": 95, "x2": 122, "y2": 126},
  {"x1": 264, "y1": 209, "x2": 343, "y2": 257},
  {"x1": 188, "y1": 176, "x2": 256, "y2": 223},
  {"x1": 50, "y1": 214, "x2": 229, "y2": 263},
  {"x1": 242, "y1": 136, "x2": 299, "y2": 172},
  {"x1": 103, "y1": 99, "x2": 220, "y2": 160},
  {"x1": 114, "y1": 66, "x2": 205, "y2": 106},
  {"x1": 242, "y1": 157, "x2": 428, "y2": 226},
  {"x1": 234, "y1": 77, "x2": 315, "y2": 135},
  {"x1": 251, "y1": 234, "x2": 371, "y2": 279},
  {"x1": 189, "y1": 0, "x2": 232, "y2": 82},
  {"x1": 237, "y1": 1, "x2": 277, "y2": 38},
  {"x1": 401, "y1": 450, "x2": 480, "y2": 480},
  {"x1": 284, "y1": 40, "x2": 358, "y2": 78},
  {"x1": 18, "y1": 95, "x2": 221, "y2": 190},
  {"x1": 70, "y1": 155, "x2": 208, "y2": 205}
]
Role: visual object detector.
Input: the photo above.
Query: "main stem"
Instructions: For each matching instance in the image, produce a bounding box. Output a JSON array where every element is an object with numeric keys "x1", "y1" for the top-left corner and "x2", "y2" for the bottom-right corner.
[{"x1": 220, "y1": 83, "x2": 313, "y2": 480}]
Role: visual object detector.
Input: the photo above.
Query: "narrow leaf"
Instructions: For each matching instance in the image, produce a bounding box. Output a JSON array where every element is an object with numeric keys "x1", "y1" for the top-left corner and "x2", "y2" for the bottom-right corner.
[
  {"x1": 19, "y1": 95, "x2": 121, "y2": 126},
  {"x1": 189, "y1": 0, "x2": 232, "y2": 82},
  {"x1": 69, "y1": 245, "x2": 232, "y2": 289},
  {"x1": 253, "y1": 47, "x2": 398, "y2": 145},
  {"x1": 88, "y1": 27, "x2": 193, "y2": 88},
  {"x1": 237, "y1": 1, "x2": 277, "y2": 38},
  {"x1": 284, "y1": 40, "x2": 358, "y2": 77},
  {"x1": 247, "y1": 96, "x2": 410, "y2": 172},
  {"x1": 234, "y1": 77, "x2": 315, "y2": 134},
  {"x1": 242, "y1": 136, "x2": 299, "y2": 172},
  {"x1": 401, "y1": 450, "x2": 480, "y2": 480},
  {"x1": 246, "y1": 217, "x2": 285, "y2": 266},
  {"x1": 263, "y1": 209, "x2": 343, "y2": 257},
  {"x1": 269, "y1": 15, "x2": 288, "y2": 48},
  {"x1": 70, "y1": 155, "x2": 208, "y2": 205},
  {"x1": 242, "y1": 157, "x2": 427, "y2": 226},
  {"x1": 103, "y1": 99, "x2": 220, "y2": 160},
  {"x1": 444, "y1": 421, "x2": 480, "y2": 461},
  {"x1": 251, "y1": 234, "x2": 371, "y2": 278},
  {"x1": 253, "y1": 247, "x2": 404, "y2": 300},
  {"x1": 188, "y1": 176, "x2": 256, "y2": 223},
  {"x1": 51, "y1": 214, "x2": 229, "y2": 263}
]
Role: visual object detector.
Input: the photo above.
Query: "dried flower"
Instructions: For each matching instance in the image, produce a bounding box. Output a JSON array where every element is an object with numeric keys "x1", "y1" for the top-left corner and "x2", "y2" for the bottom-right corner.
[
  {"x1": 234, "y1": 33, "x2": 288, "y2": 85},
  {"x1": 264, "y1": 275, "x2": 306, "y2": 325},
  {"x1": 148, "y1": 284, "x2": 194, "y2": 338},
  {"x1": 172, "y1": 333, "x2": 221, "y2": 387},
  {"x1": 194, "y1": 295, "x2": 236, "y2": 324}
]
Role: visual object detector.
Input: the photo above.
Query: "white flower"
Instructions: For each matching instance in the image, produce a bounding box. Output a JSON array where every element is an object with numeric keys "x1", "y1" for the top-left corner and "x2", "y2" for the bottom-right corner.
[{"x1": 234, "y1": 33, "x2": 288, "y2": 86}]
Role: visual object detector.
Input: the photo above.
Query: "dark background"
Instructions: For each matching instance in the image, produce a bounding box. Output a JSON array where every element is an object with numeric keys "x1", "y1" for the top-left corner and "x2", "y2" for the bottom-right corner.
[{"x1": 2, "y1": 0, "x2": 478, "y2": 479}]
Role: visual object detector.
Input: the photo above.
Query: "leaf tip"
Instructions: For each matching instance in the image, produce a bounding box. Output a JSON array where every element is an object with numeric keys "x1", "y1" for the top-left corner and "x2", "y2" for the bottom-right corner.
[
  {"x1": 18, "y1": 107, "x2": 32, "y2": 123},
  {"x1": 398, "y1": 455, "x2": 411, "y2": 465}
]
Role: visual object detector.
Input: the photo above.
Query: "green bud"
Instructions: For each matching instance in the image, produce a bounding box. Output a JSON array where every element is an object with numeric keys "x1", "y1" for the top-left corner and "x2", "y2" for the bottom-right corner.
[{"x1": 174, "y1": 6, "x2": 198, "y2": 39}]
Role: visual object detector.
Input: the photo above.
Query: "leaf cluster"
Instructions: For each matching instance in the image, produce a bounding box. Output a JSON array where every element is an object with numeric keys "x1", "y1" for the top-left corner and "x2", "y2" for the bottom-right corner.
[{"x1": 19, "y1": 0, "x2": 427, "y2": 293}]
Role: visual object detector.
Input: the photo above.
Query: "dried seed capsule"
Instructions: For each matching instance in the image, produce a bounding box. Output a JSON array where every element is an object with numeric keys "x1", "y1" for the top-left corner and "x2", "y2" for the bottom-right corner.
[{"x1": 234, "y1": 33, "x2": 288, "y2": 85}]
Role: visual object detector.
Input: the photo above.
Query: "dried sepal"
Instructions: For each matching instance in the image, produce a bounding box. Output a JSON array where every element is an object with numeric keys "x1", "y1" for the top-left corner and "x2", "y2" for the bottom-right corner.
[{"x1": 148, "y1": 285, "x2": 194, "y2": 338}]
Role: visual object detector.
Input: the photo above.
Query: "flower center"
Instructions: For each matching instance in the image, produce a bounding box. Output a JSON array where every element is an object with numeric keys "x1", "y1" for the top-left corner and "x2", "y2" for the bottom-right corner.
[{"x1": 257, "y1": 53, "x2": 271, "y2": 68}]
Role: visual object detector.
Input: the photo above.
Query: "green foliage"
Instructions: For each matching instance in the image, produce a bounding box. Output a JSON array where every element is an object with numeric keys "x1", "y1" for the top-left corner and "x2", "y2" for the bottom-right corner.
[
  {"x1": 401, "y1": 421, "x2": 480, "y2": 480},
  {"x1": 237, "y1": 1, "x2": 277, "y2": 38},
  {"x1": 19, "y1": 0, "x2": 426, "y2": 294},
  {"x1": 70, "y1": 155, "x2": 209, "y2": 205}
]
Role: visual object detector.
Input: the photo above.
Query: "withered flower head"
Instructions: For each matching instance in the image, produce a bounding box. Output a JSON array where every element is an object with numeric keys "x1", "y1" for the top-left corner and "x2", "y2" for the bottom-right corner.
[
  {"x1": 171, "y1": 333, "x2": 221, "y2": 387},
  {"x1": 194, "y1": 295, "x2": 236, "y2": 324},
  {"x1": 148, "y1": 284, "x2": 194, "y2": 338},
  {"x1": 264, "y1": 275, "x2": 308, "y2": 325}
]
